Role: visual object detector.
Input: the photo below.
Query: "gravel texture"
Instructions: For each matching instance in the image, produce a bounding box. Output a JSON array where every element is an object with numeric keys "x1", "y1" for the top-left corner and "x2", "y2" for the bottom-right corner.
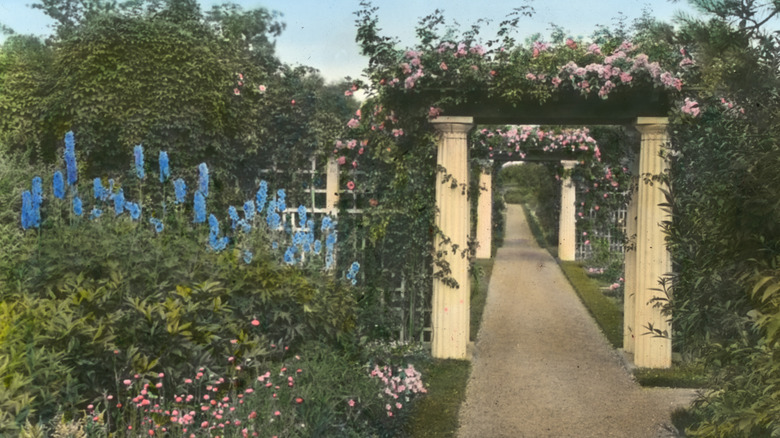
[{"x1": 457, "y1": 205, "x2": 696, "y2": 438}]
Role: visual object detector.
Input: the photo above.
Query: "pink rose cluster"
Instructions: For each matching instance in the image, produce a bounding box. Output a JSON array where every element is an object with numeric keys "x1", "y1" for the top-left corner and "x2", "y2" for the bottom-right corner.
[
  {"x1": 523, "y1": 40, "x2": 684, "y2": 99},
  {"x1": 681, "y1": 97, "x2": 701, "y2": 117},
  {"x1": 477, "y1": 126, "x2": 599, "y2": 161}
]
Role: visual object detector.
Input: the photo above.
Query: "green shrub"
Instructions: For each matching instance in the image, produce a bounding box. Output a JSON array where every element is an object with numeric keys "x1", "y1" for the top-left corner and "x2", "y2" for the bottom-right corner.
[{"x1": 0, "y1": 209, "x2": 358, "y2": 431}]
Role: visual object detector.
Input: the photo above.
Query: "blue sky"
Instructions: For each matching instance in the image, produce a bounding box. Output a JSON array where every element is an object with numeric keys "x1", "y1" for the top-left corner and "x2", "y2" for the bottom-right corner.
[{"x1": 0, "y1": 0, "x2": 702, "y2": 82}]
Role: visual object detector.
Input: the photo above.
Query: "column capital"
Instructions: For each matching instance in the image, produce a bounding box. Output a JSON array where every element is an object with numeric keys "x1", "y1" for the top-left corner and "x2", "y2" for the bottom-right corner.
[
  {"x1": 634, "y1": 117, "x2": 669, "y2": 136},
  {"x1": 430, "y1": 116, "x2": 474, "y2": 135},
  {"x1": 561, "y1": 160, "x2": 578, "y2": 170}
]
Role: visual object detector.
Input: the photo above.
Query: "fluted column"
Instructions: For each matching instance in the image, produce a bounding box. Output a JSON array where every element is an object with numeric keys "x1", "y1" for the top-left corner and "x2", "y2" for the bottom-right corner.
[
  {"x1": 558, "y1": 160, "x2": 578, "y2": 261},
  {"x1": 430, "y1": 116, "x2": 474, "y2": 359},
  {"x1": 623, "y1": 159, "x2": 639, "y2": 354},
  {"x1": 633, "y1": 117, "x2": 672, "y2": 368},
  {"x1": 475, "y1": 165, "x2": 493, "y2": 259},
  {"x1": 326, "y1": 157, "x2": 339, "y2": 216}
]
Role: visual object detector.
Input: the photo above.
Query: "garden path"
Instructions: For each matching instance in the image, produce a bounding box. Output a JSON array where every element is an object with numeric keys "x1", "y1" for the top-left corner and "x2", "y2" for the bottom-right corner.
[{"x1": 457, "y1": 204, "x2": 696, "y2": 438}]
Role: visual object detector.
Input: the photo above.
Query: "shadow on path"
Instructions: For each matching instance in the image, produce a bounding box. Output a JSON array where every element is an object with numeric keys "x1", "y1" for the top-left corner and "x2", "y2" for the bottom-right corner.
[{"x1": 457, "y1": 205, "x2": 695, "y2": 438}]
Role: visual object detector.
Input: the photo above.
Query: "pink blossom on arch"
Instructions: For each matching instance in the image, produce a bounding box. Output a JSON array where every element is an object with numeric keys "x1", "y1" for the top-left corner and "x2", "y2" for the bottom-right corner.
[
  {"x1": 586, "y1": 43, "x2": 602, "y2": 56},
  {"x1": 681, "y1": 98, "x2": 701, "y2": 117},
  {"x1": 439, "y1": 62, "x2": 448, "y2": 71}
]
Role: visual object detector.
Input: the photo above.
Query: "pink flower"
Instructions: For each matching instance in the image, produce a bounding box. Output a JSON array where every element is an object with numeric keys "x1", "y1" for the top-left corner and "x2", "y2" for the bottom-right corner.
[
  {"x1": 439, "y1": 62, "x2": 448, "y2": 71},
  {"x1": 347, "y1": 181, "x2": 355, "y2": 190},
  {"x1": 251, "y1": 319, "x2": 260, "y2": 326},
  {"x1": 201, "y1": 421, "x2": 209, "y2": 428},
  {"x1": 123, "y1": 379, "x2": 132, "y2": 385},
  {"x1": 681, "y1": 98, "x2": 701, "y2": 117},
  {"x1": 565, "y1": 38, "x2": 577, "y2": 49},
  {"x1": 258, "y1": 85, "x2": 266, "y2": 93},
  {"x1": 344, "y1": 90, "x2": 353, "y2": 96},
  {"x1": 585, "y1": 240, "x2": 591, "y2": 245},
  {"x1": 400, "y1": 63, "x2": 412, "y2": 74},
  {"x1": 274, "y1": 410, "x2": 281, "y2": 416},
  {"x1": 337, "y1": 156, "x2": 346, "y2": 165},
  {"x1": 158, "y1": 372, "x2": 165, "y2": 378},
  {"x1": 233, "y1": 88, "x2": 240, "y2": 95},
  {"x1": 586, "y1": 43, "x2": 602, "y2": 56},
  {"x1": 428, "y1": 107, "x2": 441, "y2": 119},
  {"x1": 347, "y1": 118, "x2": 360, "y2": 129},
  {"x1": 551, "y1": 77, "x2": 561, "y2": 87},
  {"x1": 619, "y1": 72, "x2": 632, "y2": 84},
  {"x1": 348, "y1": 399, "x2": 355, "y2": 407},
  {"x1": 155, "y1": 382, "x2": 162, "y2": 388},
  {"x1": 525, "y1": 73, "x2": 536, "y2": 81}
]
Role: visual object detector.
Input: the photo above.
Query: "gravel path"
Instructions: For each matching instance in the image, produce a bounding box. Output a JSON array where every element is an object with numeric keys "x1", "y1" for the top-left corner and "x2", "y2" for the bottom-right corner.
[{"x1": 457, "y1": 204, "x2": 696, "y2": 438}]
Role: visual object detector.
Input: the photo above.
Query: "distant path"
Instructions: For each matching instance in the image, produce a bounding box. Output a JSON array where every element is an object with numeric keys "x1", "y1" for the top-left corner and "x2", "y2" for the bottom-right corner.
[{"x1": 457, "y1": 204, "x2": 695, "y2": 438}]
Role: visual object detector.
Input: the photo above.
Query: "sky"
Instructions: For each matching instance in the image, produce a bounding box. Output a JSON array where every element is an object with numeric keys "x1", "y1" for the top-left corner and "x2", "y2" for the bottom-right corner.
[{"x1": 0, "y1": 0, "x2": 703, "y2": 83}]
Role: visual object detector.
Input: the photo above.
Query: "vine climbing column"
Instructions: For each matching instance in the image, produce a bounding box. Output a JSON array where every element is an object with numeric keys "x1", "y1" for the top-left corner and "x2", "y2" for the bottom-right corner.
[
  {"x1": 475, "y1": 164, "x2": 493, "y2": 259},
  {"x1": 558, "y1": 160, "x2": 578, "y2": 261},
  {"x1": 633, "y1": 117, "x2": 672, "y2": 369},
  {"x1": 430, "y1": 116, "x2": 474, "y2": 359},
  {"x1": 623, "y1": 159, "x2": 640, "y2": 355}
]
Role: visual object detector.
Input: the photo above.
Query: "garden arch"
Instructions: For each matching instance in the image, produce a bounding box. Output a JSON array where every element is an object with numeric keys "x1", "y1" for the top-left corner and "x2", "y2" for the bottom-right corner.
[{"x1": 429, "y1": 91, "x2": 673, "y2": 369}]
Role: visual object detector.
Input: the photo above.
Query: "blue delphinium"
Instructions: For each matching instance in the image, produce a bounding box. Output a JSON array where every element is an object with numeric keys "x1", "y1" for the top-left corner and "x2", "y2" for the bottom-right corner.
[
  {"x1": 238, "y1": 219, "x2": 251, "y2": 233},
  {"x1": 321, "y1": 216, "x2": 333, "y2": 232},
  {"x1": 64, "y1": 131, "x2": 78, "y2": 186},
  {"x1": 125, "y1": 202, "x2": 141, "y2": 220},
  {"x1": 208, "y1": 214, "x2": 228, "y2": 251},
  {"x1": 90, "y1": 207, "x2": 103, "y2": 219},
  {"x1": 292, "y1": 231, "x2": 303, "y2": 246},
  {"x1": 243, "y1": 250, "x2": 253, "y2": 264},
  {"x1": 113, "y1": 189, "x2": 125, "y2": 216},
  {"x1": 297, "y1": 205, "x2": 307, "y2": 228},
  {"x1": 198, "y1": 163, "x2": 209, "y2": 197},
  {"x1": 193, "y1": 191, "x2": 206, "y2": 223},
  {"x1": 243, "y1": 200, "x2": 255, "y2": 221},
  {"x1": 73, "y1": 196, "x2": 83, "y2": 216},
  {"x1": 174, "y1": 178, "x2": 187, "y2": 204},
  {"x1": 283, "y1": 246, "x2": 295, "y2": 265},
  {"x1": 276, "y1": 189, "x2": 286, "y2": 212},
  {"x1": 30, "y1": 177, "x2": 42, "y2": 226},
  {"x1": 149, "y1": 217, "x2": 164, "y2": 233},
  {"x1": 272, "y1": 241, "x2": 279, "y2": 250},
  {"x1": 346, "y1": 261, "x2": 360, "y2": 285},
  {"x1": 159, "y1": 151, "x2": 170, "y2": 182},
  {"x1": 107, "y1": 179, "x2": 115, "y2": 200},
  {"x1": 228, "y1": 206, "x2": 240, "y2": 229},
  {"x1": 325, "y1": 232, "x2": 337, "y2": 269},
  {"x1": 313, "y1": 240, "x2": 322, "y2": 254},
  {"x1": 21, "y1": 191, "x2": 34, "y2": 229},
  {"x1": 32, "y1": 177, "x2": 42, "y2": 207},
  {"x1": 326, "y1": 233, "x2": 337, "y2": 250},
  {"x1": 255, "y1": 180, "x2": 268, "y2": 213},
  {"x1": 93, "y1": 178, "x2": 104, "y2": 200},
  {"x1": 134, "y1": 145, "x2": 145, "y2": 179},
  {"x1": 266, "y1": 200, "x2": 280, "y2": 229},
  {"x1": 53, "y1": 171, "x2": 65, "y2": 199}
]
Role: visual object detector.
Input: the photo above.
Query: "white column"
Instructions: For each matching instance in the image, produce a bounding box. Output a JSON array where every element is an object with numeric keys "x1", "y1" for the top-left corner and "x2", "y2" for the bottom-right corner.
[
  {"x1": 558, "y1": 160, "x2": 577, "y2": 261},
  {"x1": 475, "y1": 165, "x2": 493, "y2": 259},
  {"x1": 623, "y1": 160, "x2": 639, "y2": 354},
  {"x1": 634, "y1": 117, "x2": 672, "y2": 369},
  {"x1": 326, "y1": 157, "x2": 339, "y2": 216},
  {"x1": 430, "y1": 116, "x2": 473, "y2": 359}
]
